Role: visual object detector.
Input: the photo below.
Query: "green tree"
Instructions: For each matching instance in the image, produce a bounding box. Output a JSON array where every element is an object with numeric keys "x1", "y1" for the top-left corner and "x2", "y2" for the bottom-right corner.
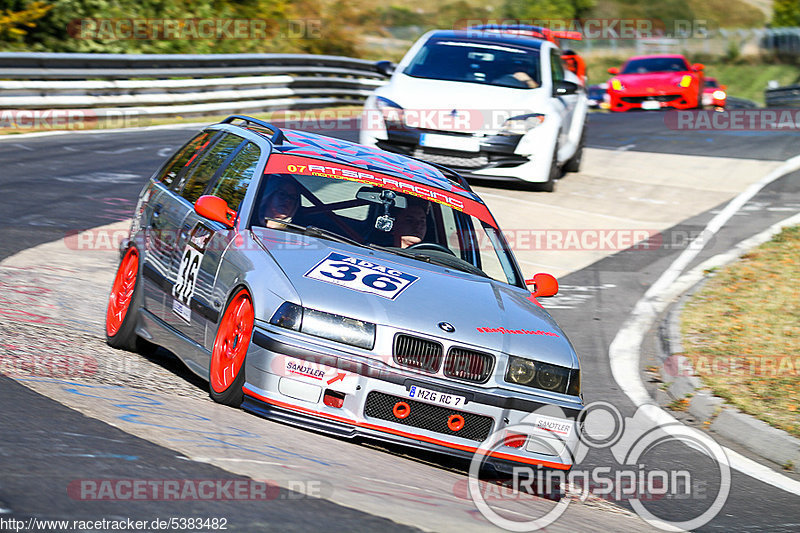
[
  {"x1": 772, "y1": 0, "x2": 800, "y2": 27},
  {"x1": 2, "y1": 0, "x2": 294, "y2": 53},
  {"x1": 0, "y1": 1, "x2": 53, "y2": 47},
  {"x1": 503, "y1": 0, "x2": 596, "y2": 21}
]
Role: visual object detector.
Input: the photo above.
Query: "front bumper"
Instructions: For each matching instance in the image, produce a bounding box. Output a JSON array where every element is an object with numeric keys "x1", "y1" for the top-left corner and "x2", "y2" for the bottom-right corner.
[
  {"x1": 243, "y1": 325, "x2": 583, "y2": 473},
  {"x1": 608, "y1": 90, "x2": 697, "y2": 112},
  {"x1": 702, "y1": 92, "x2": 726, "y2": 108},
  {"x1": 376, "y1": 127, "x2": 534, "y2": 179}
]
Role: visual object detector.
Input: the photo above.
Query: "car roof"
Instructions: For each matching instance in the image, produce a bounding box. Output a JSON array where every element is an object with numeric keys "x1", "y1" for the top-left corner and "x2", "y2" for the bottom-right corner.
[
  {"x1": 625, "y1": 54, "x2": 688, "y2": 61},
  {"x1": 425, "y1": 29, "x2": 547, "y2": 50},
  {"x1": 217, "y1": 115, "x2": 480, "y2": 201}
]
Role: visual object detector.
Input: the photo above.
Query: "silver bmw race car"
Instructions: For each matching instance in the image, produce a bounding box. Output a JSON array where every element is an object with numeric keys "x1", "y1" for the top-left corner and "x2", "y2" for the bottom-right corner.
[{"x1": 106, "y1": 115, "x2": 584, "y2": 473}]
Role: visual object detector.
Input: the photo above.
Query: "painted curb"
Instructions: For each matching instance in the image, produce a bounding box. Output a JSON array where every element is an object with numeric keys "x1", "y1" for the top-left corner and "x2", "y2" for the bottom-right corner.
[{"x1": 609, "y1": 150, "x2": 800, "y2": 498}]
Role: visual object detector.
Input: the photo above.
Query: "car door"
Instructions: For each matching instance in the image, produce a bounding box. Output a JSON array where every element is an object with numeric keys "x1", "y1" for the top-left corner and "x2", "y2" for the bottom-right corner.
[
  {"x1": 164, "y1": 132, "x2": 254, "y2": 348},
  {"x1": 549, "y1": 48, "x2": 577, "y2": 153},
  {"x1": 141, "y1": 131, "x2": 215, "y2": 321}
]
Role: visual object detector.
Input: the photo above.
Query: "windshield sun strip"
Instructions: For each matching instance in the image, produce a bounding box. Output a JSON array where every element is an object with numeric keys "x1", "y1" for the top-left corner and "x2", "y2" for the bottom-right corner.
[
  {"x1": 433, "y1": 41, "x2": 530, "y2": 54},
  {"x1": 263, "y1": 153, "x2": 498, "y2": 229}
]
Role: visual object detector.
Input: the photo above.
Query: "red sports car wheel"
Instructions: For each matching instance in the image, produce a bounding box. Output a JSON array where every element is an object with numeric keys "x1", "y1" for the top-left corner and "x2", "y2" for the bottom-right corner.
[
  {"x1": 106, "y1": 247, "x2": 139, "y2": 338},
  {"x1": 209, "y1": 288, "x2": 254, "y2": 406}
]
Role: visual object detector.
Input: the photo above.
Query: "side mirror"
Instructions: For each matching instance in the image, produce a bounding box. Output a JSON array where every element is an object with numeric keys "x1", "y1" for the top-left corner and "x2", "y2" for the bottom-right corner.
[
  {"x1": 195, "y1": 195, "x2": 236, "y2": 228},
  {"x1": 375, "y1": 60, "x2": 395, "y2": 77},
  {"x1": 525, "y1": 273, "x2": 559, "y2": 298},
  {"x1": 608, "y1": 67, "x2": 620, "y2": 75},
  {"x1": 720, "y1": 84, "x2": 727, "y2": 91},
  {"x1": 554, "y1": 80, "x2": 579, "y2": 96},
  {"x1": 692, "y1": 63, "x2": 704, "y2": 71}
]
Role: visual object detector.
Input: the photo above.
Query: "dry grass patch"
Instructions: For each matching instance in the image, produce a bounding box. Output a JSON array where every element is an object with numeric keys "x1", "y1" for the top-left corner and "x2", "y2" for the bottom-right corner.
[{"x1": 680, "y1": 225, "x2": 800, "y2": 437}]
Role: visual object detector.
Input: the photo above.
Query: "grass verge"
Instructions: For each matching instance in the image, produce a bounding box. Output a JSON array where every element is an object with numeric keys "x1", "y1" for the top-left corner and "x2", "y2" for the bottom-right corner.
[{"x1": 680, "y1": 225, "x2": 800, "y2": 437}]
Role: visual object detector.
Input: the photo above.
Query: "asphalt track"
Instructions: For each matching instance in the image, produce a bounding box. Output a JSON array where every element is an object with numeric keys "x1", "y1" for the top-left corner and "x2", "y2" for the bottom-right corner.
[{"x1": 0, "y1": 112, "x2": 798, "y2": 531}]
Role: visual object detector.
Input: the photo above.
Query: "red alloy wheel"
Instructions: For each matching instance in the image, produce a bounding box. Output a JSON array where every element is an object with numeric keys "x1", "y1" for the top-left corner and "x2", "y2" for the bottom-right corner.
[
  {"x1": 106, "y1": 247, "x2": 139, "y2": 337},
  {"x1": 210, "y1": 289, "x2": 254, "y2": 394}
]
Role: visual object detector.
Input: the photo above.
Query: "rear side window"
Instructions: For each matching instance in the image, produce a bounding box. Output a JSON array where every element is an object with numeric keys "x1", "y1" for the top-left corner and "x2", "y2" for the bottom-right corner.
[
  {"x1": 207, "y1": 142, "x2": 261, "y2": 210},
  {"x1": 179, "y1": 133, "x2": 244, "y2": 205},
  {"x1": 156, "y1": 132, "x2": 212, "y2": 187}
]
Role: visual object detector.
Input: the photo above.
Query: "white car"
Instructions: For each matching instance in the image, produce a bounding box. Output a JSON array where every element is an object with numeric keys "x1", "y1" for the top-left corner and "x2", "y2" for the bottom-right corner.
[{"x1": 360, "y1": 29, "x2": 589, "y2": 191}]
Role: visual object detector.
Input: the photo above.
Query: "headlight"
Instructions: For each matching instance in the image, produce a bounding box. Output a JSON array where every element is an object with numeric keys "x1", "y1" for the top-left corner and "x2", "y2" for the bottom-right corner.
[
  {"x1": 270, "y1": 302, "x2": 376, "y2": 350},
  {"x1": 505, "y1": 356, "x2": 578, "y2": 395},
  {"x1": 568, "y1": 368, "x2": 581, "y2": 396},
  {"x1": 712, "y1": 90, "x2": 726, "y2": 100},
  {"x1": 506, "y1": 357, "x2": 536, "y2": 384},
  {"x1": 499, "y1": 113, "x2": 545, "y2": 135},
  {"x1": 678, "y1": 75, "x2": 692, "y2": 88},
  {"x1": 376, "y1": 96, "x2": 404, "y2": 128},
  {"x1": 610, "y1": 78, "x2": 623, "y2": 91}
]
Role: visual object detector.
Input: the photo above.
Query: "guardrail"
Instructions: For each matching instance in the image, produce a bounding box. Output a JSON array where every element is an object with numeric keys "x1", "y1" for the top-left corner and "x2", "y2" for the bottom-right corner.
[
  {"x1": 765, "y1": 85, "x2": 800, "y2": 108},
  {"x1": 0, "y1": 52, "x2": 388, "y2": 119}
]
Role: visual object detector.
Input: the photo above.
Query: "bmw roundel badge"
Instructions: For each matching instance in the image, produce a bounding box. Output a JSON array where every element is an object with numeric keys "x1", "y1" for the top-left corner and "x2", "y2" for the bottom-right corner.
[{"x1": 438, "y1": 322, "x2": 455, "y2": 333}]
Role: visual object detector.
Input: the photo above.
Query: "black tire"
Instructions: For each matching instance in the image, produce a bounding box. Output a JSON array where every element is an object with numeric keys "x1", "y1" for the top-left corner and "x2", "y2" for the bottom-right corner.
[
  {"x1": 210, "y1": 363, "x2": 246, "y2": 407},
  {"x1": 209, "y1": 288, "x2": 254, "y2": 407},
  {"x1": 563, "y1": 126, "x2": 586, "y2": 173},
  {"x1": 535, "y1": 141, "x2": 560, "y2": 193},
  {"x1": 105, "y1": 247, "x2": 155, "y2": 354}
]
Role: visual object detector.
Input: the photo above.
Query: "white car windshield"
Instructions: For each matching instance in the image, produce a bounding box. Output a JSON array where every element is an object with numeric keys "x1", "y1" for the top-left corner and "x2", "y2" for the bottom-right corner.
[
  {"x1": 404, "y1": 38, "x2": 541, "y2": 89},
  {"x1": 252, "y1": 167, "x2": 524, "y2": 287}
]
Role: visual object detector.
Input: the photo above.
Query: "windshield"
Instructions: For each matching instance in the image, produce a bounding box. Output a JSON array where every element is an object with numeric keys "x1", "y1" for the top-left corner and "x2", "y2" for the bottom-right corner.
[
  {"x1": 704, "y1": 79, "x2": 718, "y2": 88},
  {"x1": 404, "y1": 38, "x2": 541, "y2": 89},
  {"x1": 621, "y1": 57, "x2": 689, "y2": 74},
  {"x1": 251, "y1": 155, "x2": 524, "y2": 287}
]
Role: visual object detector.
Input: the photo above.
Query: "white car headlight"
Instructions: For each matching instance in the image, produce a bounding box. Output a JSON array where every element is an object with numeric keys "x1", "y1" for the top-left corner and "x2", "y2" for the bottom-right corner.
[
  {"x1": 375, "y1": 96, "x2": 405, "y2": 128},
  {"x1": 499, "y1": 113, "x2": 545, "y2": 136},
  {"x1": 270, "y1": 302, "x2": 376, "y2": 350}
]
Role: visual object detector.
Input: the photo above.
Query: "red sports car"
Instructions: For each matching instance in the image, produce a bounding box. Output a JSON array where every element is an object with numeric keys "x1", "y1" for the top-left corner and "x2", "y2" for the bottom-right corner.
[
  {"x1": 606, "y1": 54, "x2": 704, "y2": 112},
  {"x1": 702, "y1": 77, "x2": 727, "y2": 108}
]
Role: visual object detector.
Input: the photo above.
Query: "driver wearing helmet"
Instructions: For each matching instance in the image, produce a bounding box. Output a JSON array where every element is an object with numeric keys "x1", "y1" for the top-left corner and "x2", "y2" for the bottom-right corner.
[
  {"x1": 258, "y1": 175, "x2": 300, "y2": 229},
  {"x1": 392, "y1": 196, "x2": 430, "y2": 248}
]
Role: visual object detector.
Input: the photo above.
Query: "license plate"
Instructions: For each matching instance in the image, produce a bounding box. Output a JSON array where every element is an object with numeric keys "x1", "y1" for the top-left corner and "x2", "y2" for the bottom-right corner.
[
  {"x1": 408, "y1": 385, "x2": 466, "y2": 408},
  {"x1": 641, "y1": 100, "x2": 660, "y2": 110},
  {"x1": 420, "y1": 133, "x2": 480, "y2": 152}
]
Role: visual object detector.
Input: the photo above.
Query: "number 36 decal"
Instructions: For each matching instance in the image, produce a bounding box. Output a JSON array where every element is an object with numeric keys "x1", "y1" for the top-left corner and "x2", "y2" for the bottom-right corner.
[
  {"x1": 172, "y1": 223, "x2": 213, "y2": 323},
  {"x1": 305, "y1": 252, "x2": 418, "y2": 300}
]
